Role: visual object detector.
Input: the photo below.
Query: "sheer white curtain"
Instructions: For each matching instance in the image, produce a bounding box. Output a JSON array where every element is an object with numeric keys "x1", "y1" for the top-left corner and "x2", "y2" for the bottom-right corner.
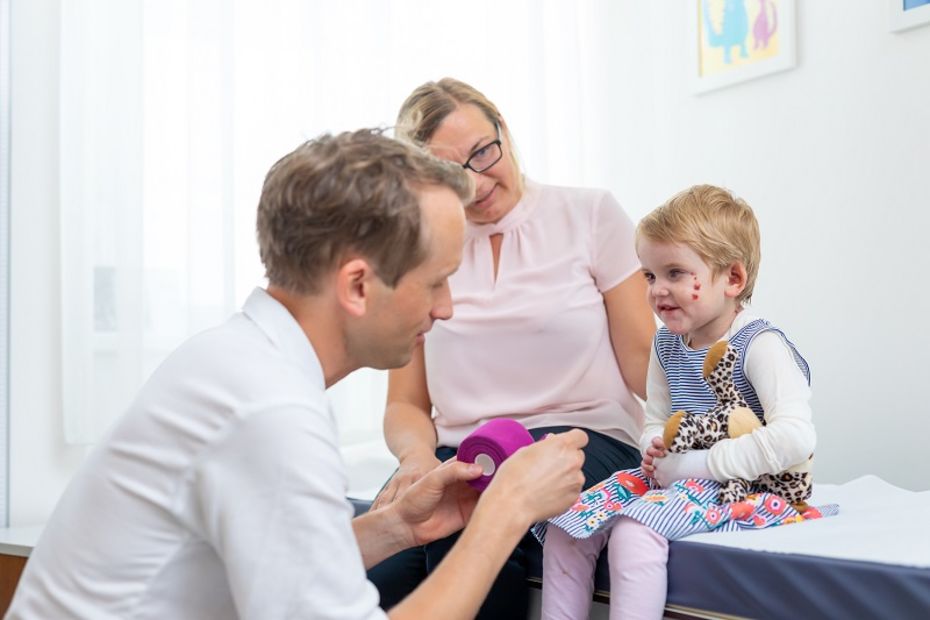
[{"x1": 59, "y1": 0, "x2": 614, "y2": 445}]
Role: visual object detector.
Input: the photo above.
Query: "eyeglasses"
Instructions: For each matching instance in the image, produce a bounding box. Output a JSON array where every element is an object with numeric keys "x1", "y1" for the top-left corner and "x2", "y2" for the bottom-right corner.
[{"x1": 462, "y1": 127, "x2": 503, "y2": 174}]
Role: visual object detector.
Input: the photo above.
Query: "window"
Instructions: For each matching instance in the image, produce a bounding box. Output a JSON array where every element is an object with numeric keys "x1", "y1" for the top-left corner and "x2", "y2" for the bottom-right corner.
[{"x1": 58, "y1": 0, "x2": 614, "y2": 447}]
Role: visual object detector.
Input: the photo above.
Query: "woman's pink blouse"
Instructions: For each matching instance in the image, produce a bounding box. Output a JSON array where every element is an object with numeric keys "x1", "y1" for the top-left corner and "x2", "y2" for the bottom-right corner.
[{"x1": 425, "y1": 180, "x2": 645, "y2": 448}]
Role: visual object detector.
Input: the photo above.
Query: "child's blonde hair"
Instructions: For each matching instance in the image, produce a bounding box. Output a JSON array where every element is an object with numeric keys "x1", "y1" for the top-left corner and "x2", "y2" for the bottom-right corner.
[{"x1": 636, "y1": 184, "x2": 760, "y2": 304}]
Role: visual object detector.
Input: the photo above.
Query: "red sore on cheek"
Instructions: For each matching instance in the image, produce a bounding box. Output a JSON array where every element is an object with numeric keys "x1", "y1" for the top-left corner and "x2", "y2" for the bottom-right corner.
[{"x1": 692, "y1": 294, "x2": 699, "y2": 300}]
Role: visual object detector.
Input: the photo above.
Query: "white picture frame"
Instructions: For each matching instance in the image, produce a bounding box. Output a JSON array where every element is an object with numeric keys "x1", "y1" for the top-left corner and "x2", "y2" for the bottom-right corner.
[
  {"x1": 890, "y1": 0, "x2": 930, "y2": 32},
  {"x1": 689, "y1": 0, "x2": 797, "y2": 95}
]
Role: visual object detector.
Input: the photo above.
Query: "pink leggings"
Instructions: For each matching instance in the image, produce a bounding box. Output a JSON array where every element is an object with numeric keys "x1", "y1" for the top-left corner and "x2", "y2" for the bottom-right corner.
[{"x1": 541, "y1": 517, "x2": 669, "y2": 620}]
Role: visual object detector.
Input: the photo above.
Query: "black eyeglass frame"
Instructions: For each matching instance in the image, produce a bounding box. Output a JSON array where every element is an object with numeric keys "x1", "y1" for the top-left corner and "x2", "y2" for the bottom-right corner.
[{"x1": 461, "y1": 125, "x2": 503, "y2": 174}]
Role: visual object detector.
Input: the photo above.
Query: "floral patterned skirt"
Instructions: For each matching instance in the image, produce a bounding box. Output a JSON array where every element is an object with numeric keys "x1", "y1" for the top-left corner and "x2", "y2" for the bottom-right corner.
[{"x1": 534, "y1": 468, "x2": 839, "y2": 543}]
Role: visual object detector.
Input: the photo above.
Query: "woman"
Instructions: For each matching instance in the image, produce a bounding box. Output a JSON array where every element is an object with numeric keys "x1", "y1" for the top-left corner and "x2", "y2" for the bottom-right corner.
[{"x1": 368, "y1": 78, "x2": 655, "y2": 618}]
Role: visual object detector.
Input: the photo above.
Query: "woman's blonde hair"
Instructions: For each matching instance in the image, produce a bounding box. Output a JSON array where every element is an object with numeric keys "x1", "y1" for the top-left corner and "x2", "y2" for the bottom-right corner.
[
  {"x1": 637, "y1": 184, "x2": 761, "y2": 304},
  {"x1": 396, "y1": 78, "x2": 521, "y2": 184}
]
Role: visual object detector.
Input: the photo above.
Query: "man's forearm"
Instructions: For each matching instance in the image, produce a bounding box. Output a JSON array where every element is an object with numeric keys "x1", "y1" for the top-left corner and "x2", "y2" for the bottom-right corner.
[
  {"x1": 352, "y1": 506, "x2": 413, "y2": 569},
  {"x1": 386, "y1": 498, "x2": 529, "y2": 620}
]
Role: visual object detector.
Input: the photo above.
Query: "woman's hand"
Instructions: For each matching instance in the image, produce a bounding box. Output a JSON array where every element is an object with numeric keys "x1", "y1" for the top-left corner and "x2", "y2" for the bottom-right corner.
[{"x1": 371, "y1": 451, "x2": 442, "y2": 511}]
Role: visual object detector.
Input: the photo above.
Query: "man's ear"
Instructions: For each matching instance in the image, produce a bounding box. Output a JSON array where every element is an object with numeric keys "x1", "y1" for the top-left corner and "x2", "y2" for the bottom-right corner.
[
  {"x1": 336, "y1": 258, "x2": 375, "y2": 317},
  {"x1": 724, "y1": 262, "x2": 748, "y2": 299}
]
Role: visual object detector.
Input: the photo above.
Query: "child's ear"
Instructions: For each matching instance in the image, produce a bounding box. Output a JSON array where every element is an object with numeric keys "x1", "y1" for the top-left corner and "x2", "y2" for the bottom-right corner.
[{"x1": 724, "y1": 262, "x2": 748, "y2": 299}]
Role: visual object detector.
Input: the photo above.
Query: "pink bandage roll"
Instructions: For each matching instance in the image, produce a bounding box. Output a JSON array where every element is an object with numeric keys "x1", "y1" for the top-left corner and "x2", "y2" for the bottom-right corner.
[{"x1": 457, "y1": 418, "x2": 535, "y2": 491}]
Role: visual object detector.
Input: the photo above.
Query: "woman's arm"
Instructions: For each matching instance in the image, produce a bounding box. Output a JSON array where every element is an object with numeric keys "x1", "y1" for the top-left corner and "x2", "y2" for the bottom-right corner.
[
  {"x1": 372, "y1": 344, "x2": 441, "y2": 510},
  {"x1": 707, "y1": 331, "x2": 815, "y2": 480},
  {"x1": 604, "y1": 272, "x2": 656, "y2": 400}
]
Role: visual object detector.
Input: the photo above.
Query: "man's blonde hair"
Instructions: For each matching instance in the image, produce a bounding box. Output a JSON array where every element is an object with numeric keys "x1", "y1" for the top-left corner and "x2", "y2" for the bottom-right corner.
[
  {"x1": 636, "y1": 184, "x2": 761, "y2": 304},
  {"x1": 257, "y1": 129, "x2": 472, "y2": 295}
]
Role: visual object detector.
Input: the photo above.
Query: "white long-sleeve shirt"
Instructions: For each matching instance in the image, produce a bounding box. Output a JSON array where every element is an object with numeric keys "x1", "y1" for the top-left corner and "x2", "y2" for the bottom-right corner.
[
  {"x1": 640, "y1": 312, "x2": 816, "y2": 481},
  {"x1": 7, "y1": 288, "x2": 385, "y2": 620}
]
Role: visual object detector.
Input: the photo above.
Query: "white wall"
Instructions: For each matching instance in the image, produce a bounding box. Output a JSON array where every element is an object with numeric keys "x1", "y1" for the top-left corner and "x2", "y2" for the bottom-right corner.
[
  {"x1": 7, "y1": 1, "x2": 930, "y2": 527},
  {"x1": 600, "y1": 3, "x2": 930, "y2": 490}
]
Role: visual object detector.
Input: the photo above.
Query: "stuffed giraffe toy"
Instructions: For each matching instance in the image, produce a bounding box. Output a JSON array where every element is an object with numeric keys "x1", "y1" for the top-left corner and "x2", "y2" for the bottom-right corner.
[{"x1": 662, "y1": 340, "x2": 813, "y2": 511}]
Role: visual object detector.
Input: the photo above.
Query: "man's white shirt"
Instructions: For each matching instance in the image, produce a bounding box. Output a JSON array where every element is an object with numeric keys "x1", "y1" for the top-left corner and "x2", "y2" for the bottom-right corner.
[{"x1": 7, "y1": 288, "x2": 386, "y2": 619}]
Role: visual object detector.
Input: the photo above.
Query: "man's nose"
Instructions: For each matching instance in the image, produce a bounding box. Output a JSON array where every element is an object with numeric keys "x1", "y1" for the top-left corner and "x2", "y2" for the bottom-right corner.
[{"x1": 431, "y1": 282, "x2": 453, "y2": 321}]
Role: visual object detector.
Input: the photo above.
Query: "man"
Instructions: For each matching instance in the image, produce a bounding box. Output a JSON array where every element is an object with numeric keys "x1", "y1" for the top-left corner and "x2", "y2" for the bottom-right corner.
[{"x1": 6, "y1": 130, "x2": 587, "y2": 619}]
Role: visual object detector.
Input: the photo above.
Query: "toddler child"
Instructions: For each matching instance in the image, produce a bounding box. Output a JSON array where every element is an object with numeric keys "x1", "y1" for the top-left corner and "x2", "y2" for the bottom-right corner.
[{"x1": 540, "y1": 184, "x2": 815, "y2": 619}]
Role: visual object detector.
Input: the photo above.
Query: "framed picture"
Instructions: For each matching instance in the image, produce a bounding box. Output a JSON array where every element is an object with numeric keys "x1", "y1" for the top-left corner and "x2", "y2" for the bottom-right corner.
[
  {"x1": 689, "y1": 0, "x2": 797, "y2": 94},
  {"x1": 890, "y1": 0, "x2": 930, "y2": 32}
]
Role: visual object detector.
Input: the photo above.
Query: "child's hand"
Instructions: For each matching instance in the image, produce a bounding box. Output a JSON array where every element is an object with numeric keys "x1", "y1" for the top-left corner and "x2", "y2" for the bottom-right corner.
[
  {"x1": 653, "y1": 450, "x2": 714, "y2": 488},
  {"x1": 641, "y1": 436, "x2": 667, "y2": 480},
  {"x1": 649, "y1": 435, "x2": 667, "y2": 456}
]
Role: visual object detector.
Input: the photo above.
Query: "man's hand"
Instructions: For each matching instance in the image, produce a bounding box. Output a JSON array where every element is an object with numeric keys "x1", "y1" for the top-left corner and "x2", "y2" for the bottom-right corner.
[
  {"x1": 392, "y1": 458, "x2": 483, "y2": 546},
  {"x1": 381, "y1": 431, "x2": 587, "y2": 620},
  {"x1": 371, "y1": 452, "x2": 441, "y2": 511},
  {"x1": 373, "y1": 430, "x2": 588, "y2": 555},
  {"x1": 482, "y1": 429, "x2": 588, "y2": 524}
]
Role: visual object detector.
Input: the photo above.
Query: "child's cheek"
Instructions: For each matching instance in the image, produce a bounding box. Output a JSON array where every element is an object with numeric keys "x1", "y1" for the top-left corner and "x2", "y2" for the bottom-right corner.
[{"x1": 692, "y1": 273, "x2": 701, "y2": 300}]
